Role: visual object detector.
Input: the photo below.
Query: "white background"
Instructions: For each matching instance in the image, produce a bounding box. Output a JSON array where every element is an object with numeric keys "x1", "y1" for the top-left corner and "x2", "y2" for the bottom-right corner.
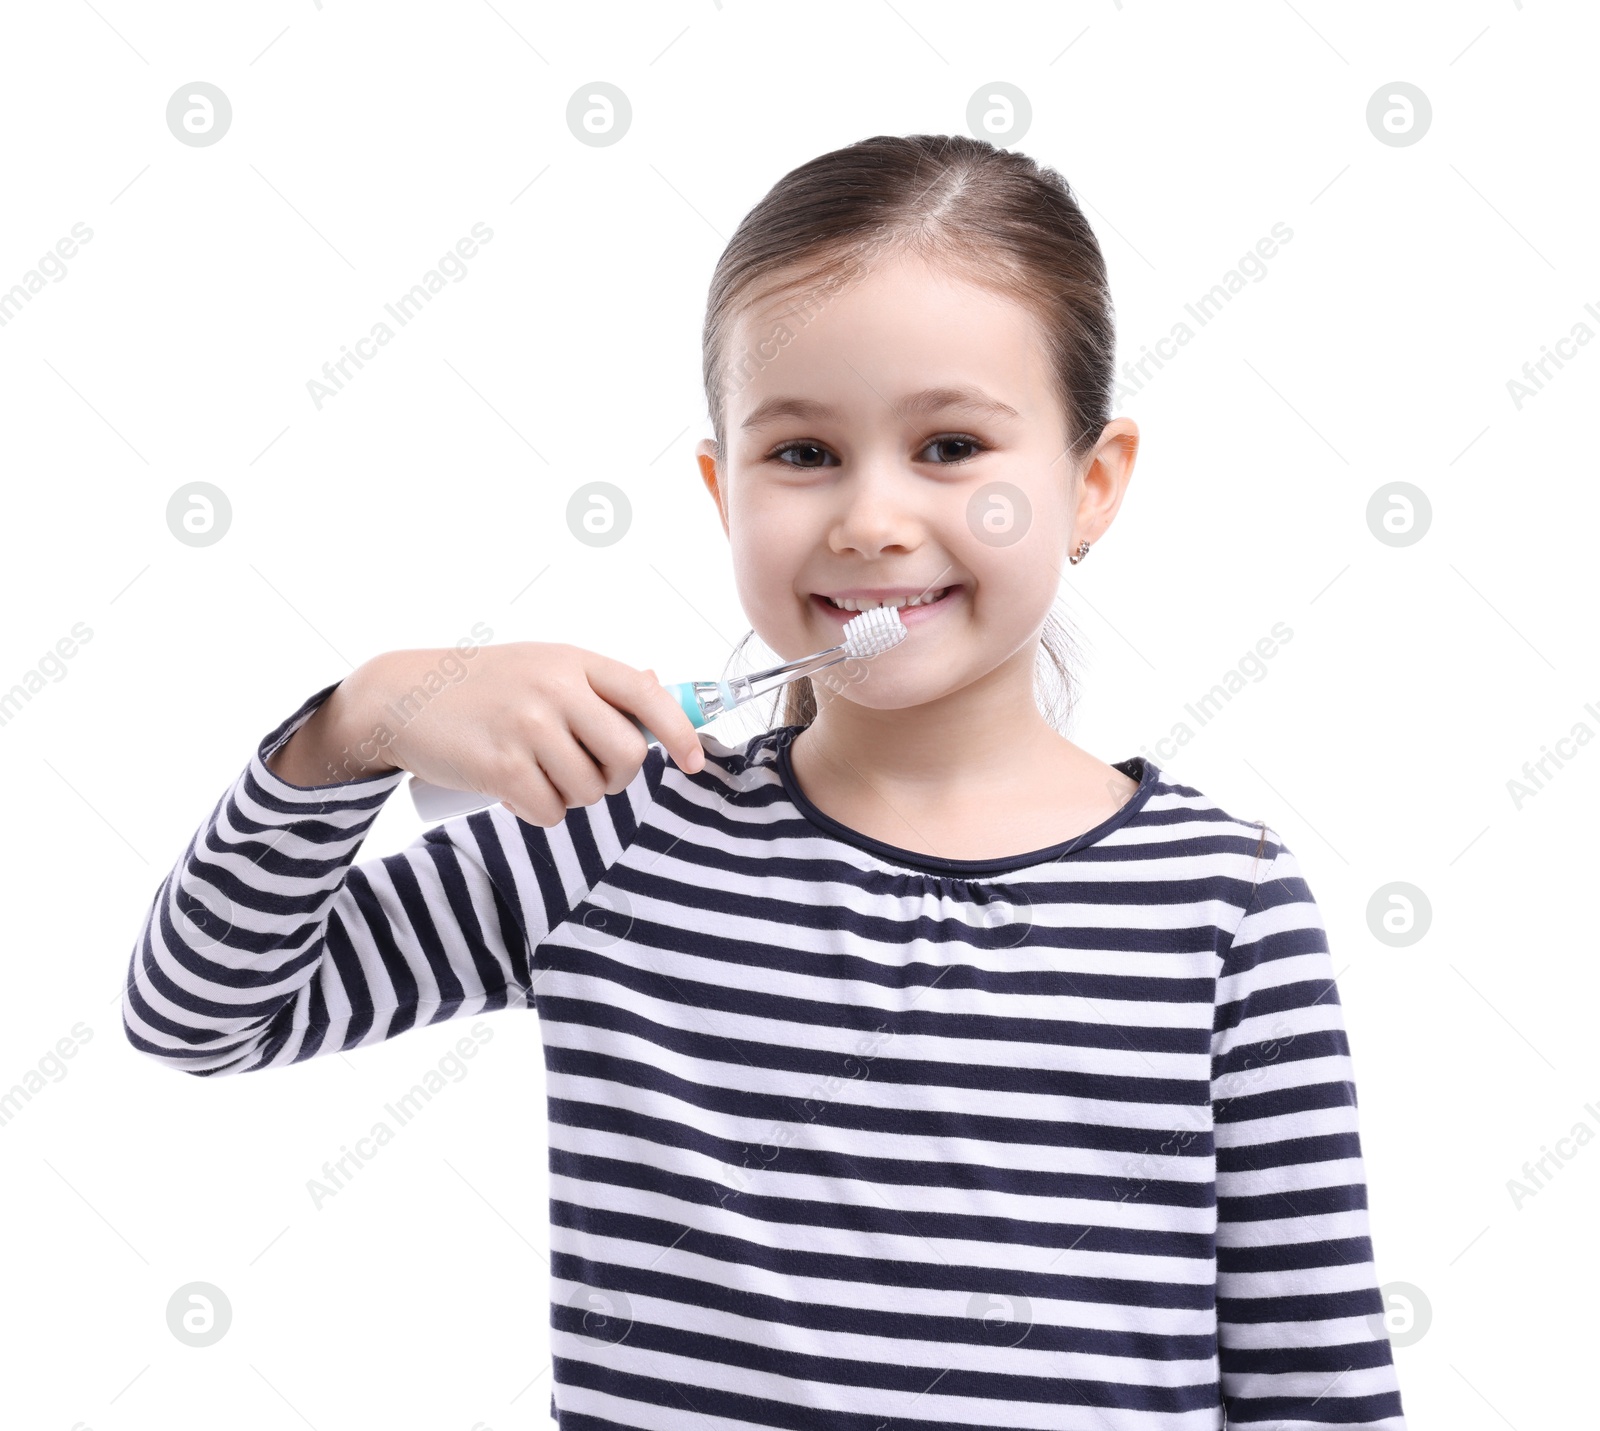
[{"x1": 1, "y1": 1, "x2": 1593, "y2": 1426}]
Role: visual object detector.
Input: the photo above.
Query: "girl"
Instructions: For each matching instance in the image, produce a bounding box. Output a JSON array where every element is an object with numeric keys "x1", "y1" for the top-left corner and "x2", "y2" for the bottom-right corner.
[{"x1": 125, "y1": 134, "x2": 1408, "y2": 1429}]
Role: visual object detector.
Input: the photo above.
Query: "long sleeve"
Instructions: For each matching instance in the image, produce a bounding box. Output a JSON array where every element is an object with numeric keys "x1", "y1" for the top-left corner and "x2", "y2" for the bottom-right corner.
[
  {"x1": 122, "y1": 679, "x2": 657, "y2": 1076},
  {"x1": 1210, "y1": 839, "x2": 1407, "y2": 1428}
]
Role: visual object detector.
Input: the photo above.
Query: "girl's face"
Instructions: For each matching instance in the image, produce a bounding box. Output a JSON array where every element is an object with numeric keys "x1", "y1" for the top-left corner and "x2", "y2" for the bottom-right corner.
[{"x1": 697, "y1": 251, "x2": 1134, "y2": 719}]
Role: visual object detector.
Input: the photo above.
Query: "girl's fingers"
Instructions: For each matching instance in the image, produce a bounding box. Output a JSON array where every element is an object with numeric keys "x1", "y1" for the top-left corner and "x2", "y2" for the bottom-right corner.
[
  {"x1": 498, "y1": 753, "x2": 568, "y2": 828},
  {"x1": 482, "y1": 646, "x2": 710, "y2": 824},
  {"x1": 518, "y1": 728, "x2": 613, "y2": 813},
  {"x1": 582, "y1": 656, "x2": 705, "y2": 774},
  {"x1": 564, "y1": 694, "x2": 653, "y2": 797}
]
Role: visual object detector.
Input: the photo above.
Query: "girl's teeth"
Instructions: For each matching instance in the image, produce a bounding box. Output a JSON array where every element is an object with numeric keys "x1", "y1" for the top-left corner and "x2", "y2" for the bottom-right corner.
[{"x1": 827, "y1": 587, "x2": 951, "y2": 612}]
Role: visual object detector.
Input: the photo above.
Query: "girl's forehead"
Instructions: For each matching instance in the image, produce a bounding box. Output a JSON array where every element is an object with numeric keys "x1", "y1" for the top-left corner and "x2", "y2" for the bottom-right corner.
[
  {"x1": 724, "y1": 265, "x2": 1058, "y2": 423},
  {"x1": 738, "y1": 250, "x2": 1026, "y2": 326}
]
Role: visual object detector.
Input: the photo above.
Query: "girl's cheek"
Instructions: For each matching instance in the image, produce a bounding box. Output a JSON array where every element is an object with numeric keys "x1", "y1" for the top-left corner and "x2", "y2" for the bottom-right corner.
[
  {"x1": 731, "y1": 542, "x2": 801, "y2": 630},
  {"x1": 964, "y1": 554, "x2": 1050, "y2": 627},
  {"x1": 739, "y1": 514, "x2": 807, "y2": 584}
]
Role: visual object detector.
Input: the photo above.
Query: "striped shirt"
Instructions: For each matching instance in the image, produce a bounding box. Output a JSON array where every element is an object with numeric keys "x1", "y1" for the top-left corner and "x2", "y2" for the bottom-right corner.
[{"x1": 124, "y1": 679, "x2": 1408, "y2": 1430}]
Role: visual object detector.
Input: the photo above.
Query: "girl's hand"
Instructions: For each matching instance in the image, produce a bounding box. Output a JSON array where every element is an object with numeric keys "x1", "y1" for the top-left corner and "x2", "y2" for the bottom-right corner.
[{"x1": 355, "y1": 642, "x2": 706, "y2": 827}]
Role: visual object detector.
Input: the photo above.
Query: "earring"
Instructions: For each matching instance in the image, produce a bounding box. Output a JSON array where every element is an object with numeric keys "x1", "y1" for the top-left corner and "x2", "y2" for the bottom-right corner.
[{"x1": 1068, "y1": 540, "x2": 1091, "y2": 565}]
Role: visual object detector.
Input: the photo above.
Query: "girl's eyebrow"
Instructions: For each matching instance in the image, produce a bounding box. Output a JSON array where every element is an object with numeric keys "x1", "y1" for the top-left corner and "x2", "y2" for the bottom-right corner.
[{"x1": 739, "y1": 385, "x2": 1022, "y2": 431}]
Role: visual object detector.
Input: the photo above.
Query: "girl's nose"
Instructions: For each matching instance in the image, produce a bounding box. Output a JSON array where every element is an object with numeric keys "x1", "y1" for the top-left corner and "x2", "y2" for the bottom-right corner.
[{"x1": 827, "y1": 460, "x2": 923, "y2": 557}]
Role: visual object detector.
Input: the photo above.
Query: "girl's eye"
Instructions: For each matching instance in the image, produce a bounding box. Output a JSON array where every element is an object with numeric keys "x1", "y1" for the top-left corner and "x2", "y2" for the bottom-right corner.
[
  {"x1": 919, "y1": 434, "x2": 986, "y2": 464},
  {"x1": 770, "y1": 440, "x2": 837, "y2": 469},
  {"x1": 766, "y1": 434, "x2": 988, "y2": 468}
]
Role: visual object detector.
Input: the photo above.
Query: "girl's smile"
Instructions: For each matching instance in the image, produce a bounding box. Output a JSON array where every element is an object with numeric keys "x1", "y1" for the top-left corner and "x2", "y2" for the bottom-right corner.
[{"x1": 809, "y1": 583, "x2": 962, "y2": 626}]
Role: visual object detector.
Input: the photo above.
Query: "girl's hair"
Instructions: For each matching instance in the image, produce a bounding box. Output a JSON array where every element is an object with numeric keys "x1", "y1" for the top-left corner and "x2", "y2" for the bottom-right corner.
[{"x1": 703, "y1": 132, "x2": 1117, "y2": 734}]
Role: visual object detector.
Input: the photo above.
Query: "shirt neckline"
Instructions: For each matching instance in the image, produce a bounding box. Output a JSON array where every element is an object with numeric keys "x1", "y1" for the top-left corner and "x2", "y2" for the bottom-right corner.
[{"x1": 765, "y1": 725, "x2": 1159, "y2": 877}]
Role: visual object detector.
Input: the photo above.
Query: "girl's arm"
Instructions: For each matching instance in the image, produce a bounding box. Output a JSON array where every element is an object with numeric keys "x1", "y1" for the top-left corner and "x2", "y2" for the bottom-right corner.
[
  {"x1": 1211, "y1": 840, "x2": 1408, "y2": 1430},
  {"x1": 121, "y1": 679, "x2": 659, "y2": 1076}
]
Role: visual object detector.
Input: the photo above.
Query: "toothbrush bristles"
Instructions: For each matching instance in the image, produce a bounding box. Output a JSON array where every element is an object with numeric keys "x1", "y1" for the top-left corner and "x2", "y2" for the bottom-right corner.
[{"x1": 840, "y1": 605, "x2": 910, "y2": 660}]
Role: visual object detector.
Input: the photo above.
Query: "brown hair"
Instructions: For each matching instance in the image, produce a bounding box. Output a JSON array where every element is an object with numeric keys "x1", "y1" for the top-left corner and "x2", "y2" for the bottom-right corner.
[{"x1": 702, "y1": 133, "x2": 1118, "y2": 733}]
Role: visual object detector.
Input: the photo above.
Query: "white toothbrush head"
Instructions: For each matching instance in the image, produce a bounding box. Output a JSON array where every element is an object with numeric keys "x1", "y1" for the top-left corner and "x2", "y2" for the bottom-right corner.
[{"x1": 840, "y1": 604, "x2": 910, "y2": 660}]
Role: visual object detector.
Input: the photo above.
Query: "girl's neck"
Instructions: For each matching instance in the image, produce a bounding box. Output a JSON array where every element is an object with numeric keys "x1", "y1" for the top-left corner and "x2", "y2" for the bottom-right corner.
[
  {"x1": 779, "y1": 638, "x2": 1142, "y2": 862},
  {"x1": 784, "y1": 698, "x2": 1134, "y2": 863},
  {"x1": 792, "y1": 686, "x2": 1062, "y2": 799}
]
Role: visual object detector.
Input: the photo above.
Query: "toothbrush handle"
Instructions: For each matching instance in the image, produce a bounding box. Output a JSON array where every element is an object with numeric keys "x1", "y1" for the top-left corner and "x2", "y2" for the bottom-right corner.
[
  {"x1": 408, "y1": 680, "x2": 708, "y2": 822},
  {"x1": 629, "y1": 679, "x2": 709, "y2": 746},
  {"x1": 408, "y1": 775, "x2": 497, "y2": 822}
]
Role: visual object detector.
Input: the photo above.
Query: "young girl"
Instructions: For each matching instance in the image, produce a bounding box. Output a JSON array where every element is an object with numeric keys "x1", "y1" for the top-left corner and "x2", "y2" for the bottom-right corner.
[{"x1": 125, "y1": 134, "x2": 1407, "y2": 1429}]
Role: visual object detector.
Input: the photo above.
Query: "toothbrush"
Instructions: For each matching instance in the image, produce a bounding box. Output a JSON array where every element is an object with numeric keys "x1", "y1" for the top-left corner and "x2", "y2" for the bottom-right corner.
[{"x1": 408, "y1": 606, "x2": 909, "y2": 821}]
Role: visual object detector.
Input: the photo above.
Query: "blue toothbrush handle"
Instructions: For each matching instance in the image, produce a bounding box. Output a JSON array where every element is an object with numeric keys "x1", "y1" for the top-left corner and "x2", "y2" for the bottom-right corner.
[{"x1": 629, "y1": 680, "x2": 708, "y2": 745}]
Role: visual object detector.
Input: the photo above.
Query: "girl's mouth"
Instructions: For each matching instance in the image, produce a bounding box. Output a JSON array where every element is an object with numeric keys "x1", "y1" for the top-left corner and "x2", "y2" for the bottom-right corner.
[{"x1": 811, "y1": 585, "x2": 960, "y2": 626}]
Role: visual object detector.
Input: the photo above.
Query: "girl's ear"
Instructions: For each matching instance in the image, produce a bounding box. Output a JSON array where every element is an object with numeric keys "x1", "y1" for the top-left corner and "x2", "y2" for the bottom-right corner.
[{"x1": 696, "y1": 439, "x2": 731, "y2": 538}]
